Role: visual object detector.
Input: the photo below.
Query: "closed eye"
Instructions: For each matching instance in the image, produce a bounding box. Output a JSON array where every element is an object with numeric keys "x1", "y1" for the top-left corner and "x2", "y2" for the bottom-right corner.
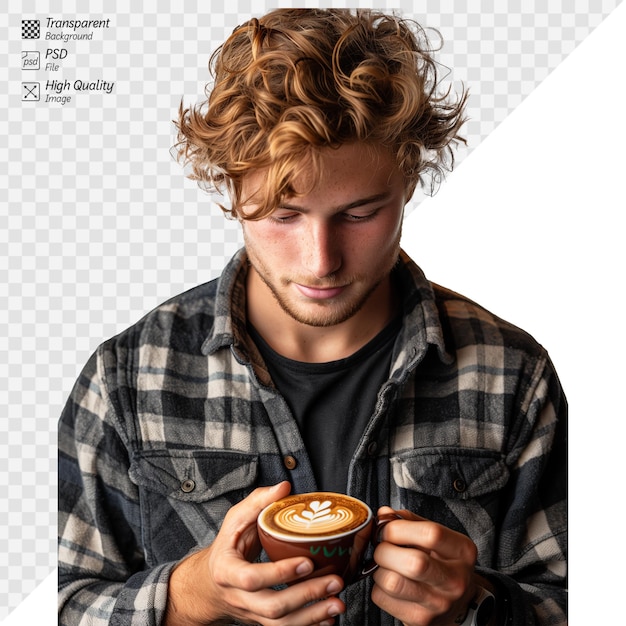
[
  {"x1": 342, "y1": 209, "x2": 380, "y2": 222},
  {"x1": 269, "y1": 210, "x2": 300, "y2": 224}
]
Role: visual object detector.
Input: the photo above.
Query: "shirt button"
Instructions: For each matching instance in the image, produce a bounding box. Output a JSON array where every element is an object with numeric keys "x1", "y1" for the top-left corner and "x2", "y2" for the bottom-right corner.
[
  {"x1": 453, "y1": 478, "x2": 467, "y2": 493},
  {"x1": 283, "y1": 455, "x2": 298, "y2": 470},
  {"x1": 180, "y1": 479, "x2": 196, "y2": 493},
  {"x1": 367, "y1": 441, "x2": 378, "y2": 456}
]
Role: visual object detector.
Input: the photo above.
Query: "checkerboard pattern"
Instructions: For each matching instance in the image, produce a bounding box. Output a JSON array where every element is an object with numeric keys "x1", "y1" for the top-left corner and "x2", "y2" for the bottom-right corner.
[
  {"x1": 0, "y1": 0, "x2": 621, "y2": 619},
  {"x1": 21, "y1": 19, "x2": 40, "y2": 39}
]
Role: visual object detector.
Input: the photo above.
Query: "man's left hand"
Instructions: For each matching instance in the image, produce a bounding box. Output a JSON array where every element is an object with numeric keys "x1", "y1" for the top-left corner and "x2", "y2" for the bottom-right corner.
[{"x1": 372, "y1": 506, "x2": 481, "y2": 626}]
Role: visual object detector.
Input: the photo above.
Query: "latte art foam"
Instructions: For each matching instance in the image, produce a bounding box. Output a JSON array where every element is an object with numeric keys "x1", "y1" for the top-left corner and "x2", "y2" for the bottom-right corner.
[{"x1": 261, "y1": 493, "x2": 371, "y2": 537}]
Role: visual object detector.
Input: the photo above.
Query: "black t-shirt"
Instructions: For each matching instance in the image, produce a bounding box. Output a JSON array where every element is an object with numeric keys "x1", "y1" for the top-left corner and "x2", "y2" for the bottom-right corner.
[{"x1": 248, "y1": 317, "x2": 400, "y2": 493}]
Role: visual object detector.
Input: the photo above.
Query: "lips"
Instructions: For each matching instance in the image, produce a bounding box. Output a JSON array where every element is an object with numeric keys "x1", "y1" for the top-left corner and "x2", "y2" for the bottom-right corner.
[{"x1": 295, "y1": 284, "x2": 346, "y2": 300}]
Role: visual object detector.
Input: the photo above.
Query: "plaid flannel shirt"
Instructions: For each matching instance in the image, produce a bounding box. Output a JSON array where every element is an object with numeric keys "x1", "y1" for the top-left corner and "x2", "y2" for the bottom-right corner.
[{"x1": 58, "y1": 248, "x2": 567, "y2": 625}]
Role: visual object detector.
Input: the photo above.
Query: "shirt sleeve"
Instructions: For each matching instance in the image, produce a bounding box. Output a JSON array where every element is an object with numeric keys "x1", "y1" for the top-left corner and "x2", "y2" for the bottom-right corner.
[
  {"x1": 58, "y1": 346, "x2": 172, "y2": 625},
  {"x1": 483, "y1": 353, "x2": 568, "y2": 625}
]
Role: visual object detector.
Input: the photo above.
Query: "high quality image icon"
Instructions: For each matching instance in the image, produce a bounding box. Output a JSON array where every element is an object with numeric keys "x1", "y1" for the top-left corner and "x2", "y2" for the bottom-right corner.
[{"x1": 22, "y1": 82, "x2": 40, "y2": 101}]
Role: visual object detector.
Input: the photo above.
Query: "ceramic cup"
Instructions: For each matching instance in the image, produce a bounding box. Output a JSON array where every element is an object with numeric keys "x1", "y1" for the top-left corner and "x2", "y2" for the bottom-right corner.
[{"x1": 257, "y1": 491, "x2": 399, "y2": 585}]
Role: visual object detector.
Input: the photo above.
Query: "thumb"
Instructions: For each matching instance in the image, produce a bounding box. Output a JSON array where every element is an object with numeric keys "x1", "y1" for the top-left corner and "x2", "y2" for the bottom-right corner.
[{"x1": 222, "y1": 481, "x2": 292, "y2": 536}]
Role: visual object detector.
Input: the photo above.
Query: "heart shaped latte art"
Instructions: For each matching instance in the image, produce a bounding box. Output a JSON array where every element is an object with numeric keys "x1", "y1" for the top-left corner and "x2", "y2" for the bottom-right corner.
[{"x1": 274, "y1": 499, "x2": 355, "y2": 534}]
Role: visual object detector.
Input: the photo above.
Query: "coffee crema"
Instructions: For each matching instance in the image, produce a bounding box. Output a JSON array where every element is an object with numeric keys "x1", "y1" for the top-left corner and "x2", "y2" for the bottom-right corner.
[{"x1": 260, "y1": 493, "x2": 371, "y2": 537}]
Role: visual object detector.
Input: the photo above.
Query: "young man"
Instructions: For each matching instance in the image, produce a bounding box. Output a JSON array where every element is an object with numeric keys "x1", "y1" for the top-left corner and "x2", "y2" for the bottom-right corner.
[{"x1": 58, "y1": 9, "x2": 567, "y2": 626}]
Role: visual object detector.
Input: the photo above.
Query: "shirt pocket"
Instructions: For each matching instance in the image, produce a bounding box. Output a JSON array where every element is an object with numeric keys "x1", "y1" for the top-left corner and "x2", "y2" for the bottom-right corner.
[
  {"x1": 129, "y1": 449, "x2": 258, "y2": 566},
  {"x1": 390, "y1": 448, "x2": 509, "y2": 558}
]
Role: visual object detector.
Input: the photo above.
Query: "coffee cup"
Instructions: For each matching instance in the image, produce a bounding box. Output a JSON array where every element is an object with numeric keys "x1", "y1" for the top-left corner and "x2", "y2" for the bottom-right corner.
[{"x1": 257, "y1": 492, "x2": 399, "y2": 585}]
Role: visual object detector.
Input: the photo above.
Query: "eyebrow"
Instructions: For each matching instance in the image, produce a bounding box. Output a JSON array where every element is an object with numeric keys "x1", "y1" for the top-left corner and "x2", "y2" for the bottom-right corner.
[{"x1": 278, "y1": 191, "x2": 393, "y2": 213}]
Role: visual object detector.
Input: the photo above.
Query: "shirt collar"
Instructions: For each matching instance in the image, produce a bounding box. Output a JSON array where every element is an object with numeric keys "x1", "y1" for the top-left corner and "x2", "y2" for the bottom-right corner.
[
  {"x1": 201, "y1": 247, "x2": 250, "y2": 356},
  {"x1": 389, "y1": 250, "x2": 453, "y2": 379}
]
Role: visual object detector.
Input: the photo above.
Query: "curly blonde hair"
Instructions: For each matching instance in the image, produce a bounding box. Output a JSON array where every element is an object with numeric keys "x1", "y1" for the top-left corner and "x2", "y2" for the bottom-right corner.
[{"x1": 174, "y1": 9, "x2": 467, "y2": 219}]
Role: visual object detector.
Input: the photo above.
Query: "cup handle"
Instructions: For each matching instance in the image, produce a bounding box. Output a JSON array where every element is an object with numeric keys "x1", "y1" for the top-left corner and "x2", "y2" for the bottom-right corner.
[{"x1": 359, "y1": 512, "x2": 405, "y2": 578}]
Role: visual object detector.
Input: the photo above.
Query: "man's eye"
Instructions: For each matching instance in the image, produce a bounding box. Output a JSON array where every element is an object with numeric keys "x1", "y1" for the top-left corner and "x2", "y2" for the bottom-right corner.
[
  {"x1": 343, "y1": 210, "x2": 377, "y2": 222},
  {"x1": 270, "y1": 212, "x2": 298, "y2": 223}
]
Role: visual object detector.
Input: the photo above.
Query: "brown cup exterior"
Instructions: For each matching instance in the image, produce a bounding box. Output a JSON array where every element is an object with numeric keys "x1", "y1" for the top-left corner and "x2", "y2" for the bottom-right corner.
[{"x1": 258, "y1": 515, "x2": 374, "y2": 584}]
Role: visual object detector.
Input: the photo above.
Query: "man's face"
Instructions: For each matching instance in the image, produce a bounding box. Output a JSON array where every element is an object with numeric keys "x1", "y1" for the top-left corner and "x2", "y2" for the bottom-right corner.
[{"x1": 240, "y1": 143, "x2": 407, "y2": 329}]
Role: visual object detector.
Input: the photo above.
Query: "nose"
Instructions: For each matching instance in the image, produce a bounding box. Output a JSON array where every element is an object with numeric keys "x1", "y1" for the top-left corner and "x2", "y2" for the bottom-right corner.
[{"x1": 305, "y1": 219, "x2": 342, "y2": 279}]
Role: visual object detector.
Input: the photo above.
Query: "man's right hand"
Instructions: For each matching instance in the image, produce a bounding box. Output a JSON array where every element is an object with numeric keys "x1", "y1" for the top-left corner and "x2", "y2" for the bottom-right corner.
[{"x1": 164, "y1": 481, "x2": 346, "y2": 626}]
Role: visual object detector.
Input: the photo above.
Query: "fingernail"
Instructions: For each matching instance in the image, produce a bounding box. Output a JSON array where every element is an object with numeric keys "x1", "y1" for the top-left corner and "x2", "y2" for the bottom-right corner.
[
  {"x1": 319, "y1": 604, "x2": 342, "y2": 626},
  {"x1": 328, "y1": 604, "x2": 341, "y2": 616},
  {"x1": 296, "y1": 561, "x2": 313, "y2": 576},
  {"x1": 326, "y1": 580, "x2": 342, "y2": 595}
]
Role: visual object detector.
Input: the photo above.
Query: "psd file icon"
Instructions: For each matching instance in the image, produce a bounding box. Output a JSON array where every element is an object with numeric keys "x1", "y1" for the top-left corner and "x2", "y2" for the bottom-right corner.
[
  {"x1": 22, "y1": 51, "x2": 40, "y2": 70},
  {"x1": 22, "y1": 82, "x2": 40, "y2": 101}
]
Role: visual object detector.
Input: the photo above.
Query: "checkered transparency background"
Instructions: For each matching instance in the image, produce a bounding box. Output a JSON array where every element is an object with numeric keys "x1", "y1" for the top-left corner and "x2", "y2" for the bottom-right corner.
[{"x1": 0, "y1": 0, "x2": 620, "y2": 619}]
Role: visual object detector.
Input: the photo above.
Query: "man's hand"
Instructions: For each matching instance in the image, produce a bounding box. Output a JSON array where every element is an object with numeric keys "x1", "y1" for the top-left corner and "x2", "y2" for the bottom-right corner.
[
  {"x1": 372, "y1": 506, "x2": 482, "y2": 626},
  {"x1": 165, "y1": 481, "x2": 345, "y2": 626}
]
